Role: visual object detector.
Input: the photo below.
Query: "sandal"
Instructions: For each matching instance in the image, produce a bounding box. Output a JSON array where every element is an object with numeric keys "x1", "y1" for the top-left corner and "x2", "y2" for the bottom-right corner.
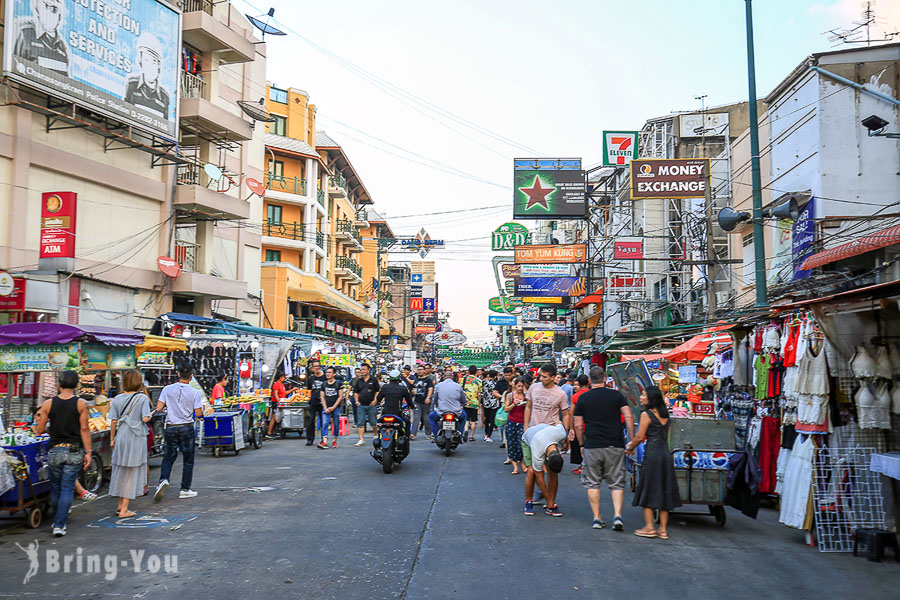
[
  {"x1": 657, "y1": 531, "x2": 669, "y2": 540},
  {"x1": 80, "y1": 490, "x2": 99, "y2": 502},
  {"x1": 511, "y1": 471, "x2": 520, "y2": 475},
  {"x1": 634, "y1": 529, "x2": 658, "y2": 538},
  {"x1": 117, "y1": 510, "x2": 136, "y2": 518}
]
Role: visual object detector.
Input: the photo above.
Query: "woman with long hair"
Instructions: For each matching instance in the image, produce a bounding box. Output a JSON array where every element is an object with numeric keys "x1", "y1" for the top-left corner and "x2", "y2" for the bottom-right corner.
[
  {"x1": 503, "y1": 377, "x2": 529, "y2": 475},
  {"x1": 108, "y1": 370, "x2": 152, "y2": 518},
  {"x1": 626, "y1": 386, "x2": 682, "y2": 539}
]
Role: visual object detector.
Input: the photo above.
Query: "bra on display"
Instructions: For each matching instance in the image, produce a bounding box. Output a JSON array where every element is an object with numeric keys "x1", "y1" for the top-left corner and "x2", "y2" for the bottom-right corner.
[
  {"x1": 851, "y1": 346, "x2": 878, "y2": 379},
  {"x1": 856, "y1": 382, "x2": 891, "y2": 429},
  {"x1": 874, "y1": 346, "x2": 892, "y2": 380}
]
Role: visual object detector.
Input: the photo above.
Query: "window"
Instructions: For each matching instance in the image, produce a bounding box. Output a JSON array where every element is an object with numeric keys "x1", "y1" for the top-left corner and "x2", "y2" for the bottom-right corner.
[
  {"x1": 269, "y1": 87, "x2": 288, "y2": 104},
  {"x1": 267, "y1": 205, "x2": 282, "y2": 224},
  {"x1": 268, "y1": 115, "x2": 286, "y2": 136},
  {"x1": 268, "y1": 160, "x2": 284, "y2": 181},
  {"x1": 265, "y1": 250, "x2": 281, "y2": 262},
  {"x1": 742, "y1": 232, "x2": 755, "y2": 286}
]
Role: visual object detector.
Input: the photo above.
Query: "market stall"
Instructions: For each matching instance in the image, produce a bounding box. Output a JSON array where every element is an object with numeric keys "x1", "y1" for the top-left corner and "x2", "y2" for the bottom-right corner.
[{"x1": 136, "y1": 335, "x2": 187, "y2": 458}]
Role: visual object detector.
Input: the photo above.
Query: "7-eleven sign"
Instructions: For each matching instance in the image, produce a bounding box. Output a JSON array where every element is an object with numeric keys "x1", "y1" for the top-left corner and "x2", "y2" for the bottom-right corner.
[{"x1": 602, "y1": 131, "x2": 639, "y2": 166}]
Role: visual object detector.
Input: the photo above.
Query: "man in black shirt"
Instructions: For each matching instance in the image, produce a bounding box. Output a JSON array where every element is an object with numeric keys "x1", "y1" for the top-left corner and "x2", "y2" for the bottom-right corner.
[
  {"x1": 377, "y1": 370, "x2": 413, "y2": 434},
  {"x1": 411, "y1": 364, "x2": 434, "y2": 440},
  {"x1": 352, "y1": 363, "x2": 380, "y2": 446},
  {"x1": 318, "y1": 367, "x2": 344, "y2": 449},
  {"x1": 573, "y1": 368, "x2": 635, "y2": 531},
  {"x1": 13, "y1": 0, "x2": 70, "y2": 76},
  {"x1": 305, "y1": 360, "x2": 327, "y2": 446}
]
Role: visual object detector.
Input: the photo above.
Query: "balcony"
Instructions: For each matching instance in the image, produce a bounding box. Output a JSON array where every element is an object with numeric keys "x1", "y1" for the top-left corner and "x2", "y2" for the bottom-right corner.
[
  {"x1": 263, "y1": 221, "x2": 306, "y2": 242},
  {"x1": 179, "y1": 93, "x2": 252, "y2": 142},
  {"x1": 265, "y1": 174, "x2": 306, "y2": 196},
  {"x1": 335, "y1": 256, "x2": 363, "y2": 282},
  {"x1": 174, "y1": 163, "x2": 251, "y2": 220},
  {"x1": 181, "y1": 71, "x2": 207, "y2": 100},
  {"x1": 335, "y1": 220, "x2": 364, "y2": 252},
  {"x1": 317, "y1": 188, "x2": 326, "y2": 207},
  {"x1": 316, "y1": 230, "x2": 326, "y2": 250},
  {"x1": 182, "y1": 1, "x2": 255, "y2": 64},
  {"x1": 379, "y1": 268, "x2": 392, "y2": 283},
  {"x1": 328, "y1": 174, "x2": 347, "y2": 197},
  {"x1": 354, "y1": 209, "x2": 370, "y2": 228},
  {"x1": 173, "y1": 240, "x2": 246, "y2": 299}
]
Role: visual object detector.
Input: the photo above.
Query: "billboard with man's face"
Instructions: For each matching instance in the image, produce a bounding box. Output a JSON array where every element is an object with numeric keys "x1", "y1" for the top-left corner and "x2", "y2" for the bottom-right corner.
[{"x1": 3, "y1": 0, "x2": 181, "y2": 137}]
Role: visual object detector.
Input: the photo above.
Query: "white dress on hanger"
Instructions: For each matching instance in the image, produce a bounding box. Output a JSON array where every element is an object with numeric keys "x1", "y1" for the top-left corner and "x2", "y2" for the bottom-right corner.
[
  {"x1": 779, "y1": 435, "x2": 815, "y2": 529},
  {"x1": 874, "y1": 346, "x2": 892, "y2": 380},
  {"x1": 891, "y1": 384, "x2": 900, "y2": 415}
]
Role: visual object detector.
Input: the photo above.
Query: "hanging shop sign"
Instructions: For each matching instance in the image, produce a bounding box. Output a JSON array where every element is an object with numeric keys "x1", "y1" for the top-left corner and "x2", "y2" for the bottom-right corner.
[
  {"x1": 514, "y1": 244, "x2": 586, "y2": 264},
  {"x1": 411, "y1": 261, "x2": 435, "y2": 284},
  {"x1": 514, "y1": 277, "x2": 586, "y2": 297},
  {"x1": 0, "y1": 272, "x2": 14, "y2": 296},
  {"x1": 313, "y1": 317, "x2": 326, "y2": 329},
  {"x1": 402, "y1": 229, "x2": 444, "y2": 258},
  {"x1": 422, "y1": 298, "x2": 437, "y2": 312},
  {"x1": 410, "y1": 297, "x2": 424, "y2": 311},
  {"x1": 415, "y1": 324, "x2": 439, "y2": 334},
  {"x1": 523, "y1": 331, "x2": 555, "y2": 345},
  {"x1": 522, "y1": 296, "x2": 562, "y2": 305},
  {"x1": 613, "y1": 238, "x2": 644, "y2": 260},
  {"x1": 513, "y1": 158, "x2": 586, "y2": 219},
  {"x1": 426, "y1": 331, "x2": 466, "y2": 346},
  {"x1": 0, "y1": 276, "x2": 26, "y2": 311},
  {"x1": 630, "y1": 159, "x2": 710, "y2": 199},
  {"x1": 40, "y1": 192, "x2": 77, "y2": 259},
  {"x1": 81, "y1": 344, "x2": 137, "y2": 371},
  {"x1": 410, "y1": 285, "x2": 422, "y2": 298},
  {"x1": 504, "y1": 280, "x2": 515, "y2": 294},
  {"x1": 2, "y1": 0, "x2": 182, "y2": 138},
  {"x1": 488, "y1": 315, "x2": 517, "y2": 326},
  {"x1": 320, "y1": 354, "x2": 353, "y2": 367},
  {"x1": 492, "y1": 222, "x2": 530, "y2": 251},
  {"x1": 157, "y1": 256, "x2": 182, "y2": 278},
  {"x1": 488, "y1": 296, "x2": 524, "y2": 313},
  {"x1": 0, "y1": 343, "x2": 78, "y2": 371},
  {"x1": 792, "y1": 197, "x2": 815, "y2": 281},
  {"x1": 325, "y1": 321, "x2": 336, "y2": 331},
  {"x1": 538, "y1": 307, "x2": 562, "y2": 321},
  {"x1": 501, "y1": 264, "x2": 520, "y2": 278},
  {"x1": 505, "y1": 263, "x2": 570, "y2": 277},
  {"x1": 602, "y1": 131, "x2": 639, "y2": 166}
]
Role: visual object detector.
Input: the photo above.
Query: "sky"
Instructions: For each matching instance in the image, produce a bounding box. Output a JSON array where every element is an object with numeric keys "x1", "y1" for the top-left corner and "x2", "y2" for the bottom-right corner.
[{"x1": 235, "y1": 0, "x2": 899, "y2": 342}]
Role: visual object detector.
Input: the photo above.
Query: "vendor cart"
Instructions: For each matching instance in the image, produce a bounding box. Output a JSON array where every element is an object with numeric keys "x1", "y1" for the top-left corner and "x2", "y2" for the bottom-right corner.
[
  {"x1": 279, "y1": 403, "x2": 306, "y2": 438},
  {"x1": 630, "y1": 418, "x2": 740, "y2": 527},
  {"x1": 0, "y1": 441, "x2": 50, "y2": 528},
  {"x1": 221, "y1": 399, "x2": 265, "y2": 449},
  {"x1": 203, "y1": 410, "x2": 246, "y2": 457}
]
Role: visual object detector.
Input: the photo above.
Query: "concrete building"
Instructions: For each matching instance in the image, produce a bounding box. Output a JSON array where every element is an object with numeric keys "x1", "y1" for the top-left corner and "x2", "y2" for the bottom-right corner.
[{"x1": 0, "y1": 0, "x2": 266, "y2": 329}]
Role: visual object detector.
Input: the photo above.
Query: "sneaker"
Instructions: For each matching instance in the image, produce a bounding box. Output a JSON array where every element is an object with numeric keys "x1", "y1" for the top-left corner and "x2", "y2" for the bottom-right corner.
[
  {"x1": 485, "y1": 437, "x2": 493, "y2": 443},
  {"x1": 154, "y1": 480, "x2": 169, "y2": 502},
  {"x1": 332, "y1": 440, "x2": 338, "y2": 448},
  {"x1": 317, "y1": 442, "x2": 328, "y2": 449},
  {"x1": 179, "y1": 489, "x2": 198, "y2": 499},
  {"x1": 545, "y1": 504, "x2": 563, "y2": 517},
  {"x1": 354, "y1": 439, "x2": 366, "y2": 447},
  {"x1": 305, "y1": 441, "x2": 314, "y2": 446},
  {"x1": 592, "y1": 519, "x2": 606, "y2": 530},
  {"x1": 572, "y1": 467, "x2": 583, "y2": 475},
  {"x1": 612, "y1": 516, "x2": 624, "y2": 531},
  {"x1": 524, "y1": 501, "x2": 534, "y2": 516},
  {"x1": 52, "y1": 526, "x2": 66, "y2": 537}
]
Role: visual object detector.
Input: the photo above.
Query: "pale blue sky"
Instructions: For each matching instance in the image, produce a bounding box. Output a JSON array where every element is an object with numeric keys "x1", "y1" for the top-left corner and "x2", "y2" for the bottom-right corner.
[{"x1": 236, "y1": 0, "x2": 898, "y2": 340}]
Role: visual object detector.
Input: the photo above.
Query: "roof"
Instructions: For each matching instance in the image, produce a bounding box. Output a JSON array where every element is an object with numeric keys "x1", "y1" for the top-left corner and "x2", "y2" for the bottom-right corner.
[
  {"x1": 265, "y1": 133, "x2": 321, "y2": 160},
  {"x1": 315, "y1": 130, "x2": 374, "y2": 205},
  {"x1": 315, "y1": 131, "x2": 340, "y2": 148},
  {"x1": 800, "y1": 223, "x2": 900, "y2": 271}
]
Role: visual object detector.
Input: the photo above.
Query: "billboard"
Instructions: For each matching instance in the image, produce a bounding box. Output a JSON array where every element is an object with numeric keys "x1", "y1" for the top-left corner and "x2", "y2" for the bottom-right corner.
[
  {"x1": 3, "y1": 0, "x2": 181, "y2": 138},
  {"x1": 492, "y1": 222, "x2": 529, "y2": 252},
  {"x1": 792, "y1": 198, "x2": 815, "y2": 280},
  {"x1": 503, "y1": 264, "x2": 571, "y2": 277},
  {"x1": 514, "y1": 244, "x2": 586, "y2": 264},
  {"x1": 426, "y1": 331, "x2": 466, "y2": 346},
  {"x1": 521, "y1": 296, "x2": 562, "y2": 304},
  {"x1": 602, "y1": 131, "x2": 639, "y2": 166},
  {"x1": 513, "y1": 159, "x2": 586, "y2": 219},
  {"x1": 40, "y1": 191, "x2": 77, "y2": 258},
  {"x1": 613, "y1": 238, "x2": 643, "y2": 260},
  {"x1": 488, "y1": 296, "x2": 523, "y2": 313},
  {"x1": 538, "y1": 307, "x2": 561, "y2": 321},
  {"x1": 489, "y1": 315, "x2": 517, "y2": 326},
  {"x1": 630, "y1": 159, "x2": 710, "y2": 199},
  {"x1": 514, "y1": 277, "x2": 586, "y2": 297},
  {"x1": 523, "y1": 330, "x2": 555, "y2": 345}
]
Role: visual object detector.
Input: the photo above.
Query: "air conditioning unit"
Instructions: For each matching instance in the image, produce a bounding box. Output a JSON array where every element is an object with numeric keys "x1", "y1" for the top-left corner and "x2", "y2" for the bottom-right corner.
[
  {"x1": 292, "y1": 320, "x2": 307, "y2": 333},
  {"x1": 715, "y1": 291, "x2": 733, "y2": 305}
]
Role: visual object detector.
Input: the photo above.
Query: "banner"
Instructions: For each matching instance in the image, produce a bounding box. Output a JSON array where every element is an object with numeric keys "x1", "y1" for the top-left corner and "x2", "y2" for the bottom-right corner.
[
  {"x1": 792, "y1": 198, "x2": 815, "y2": 280},
  {"x1": 514, "y1": 244, "x2": 586, "y2": 264},
  {"x1": 769, "y1": 218, "x2": 793, "y2": 284},
  {"x1": 0, "y1": 343, "x2": 79, "y2": 371},
  {"x1": 426, "y1": 331, "x2": 466, "y2": 346},
  {"x1": 492, "y1": 222, "x2": 529, "y2": 252},
  {"x1": 538, "y1": 307, "x2": 561, "y2": 321},
  {"x1": 40, "y1": 191, "x2": 77, "y2": 258},
  {"x1": 521, "y1": 296, "x2": 562, "y2": 304},
  {"x1": 523, "y1": 331, "x2": 554, "y2": 345},
  {"x1": 320, "y1": 354, "x2": 353, "y2": 367},
  {"x1": 630, "y1": 159, "x2": 710, "y2": 199},
  {"x1": 0, "y1": 277, "x2": 26, "y2": 311},
  {"x1": 613, "y1": 238, "x2": 643, "y2": 260},
  {"x1": 513, "y1": 159, "x2": 586, "y2": 219},
  {"x1": 489, "y1": 315, "x2": 517, "y2": 326},
  {"x1": 602, "y1": 131, "x2": 639, "y2": 166},
  {"x1": 489, "y1": 296, "x2": 523, "y2": 312},
  {"x1": 81, "y1": 344, "x2": 136, "y2": 371},
  {"x1": 514, "y1": 277, "x2": 586, "y2": 297},
  {"x1": 3, "y1": 0, "x2": 181, "y2": 137}
]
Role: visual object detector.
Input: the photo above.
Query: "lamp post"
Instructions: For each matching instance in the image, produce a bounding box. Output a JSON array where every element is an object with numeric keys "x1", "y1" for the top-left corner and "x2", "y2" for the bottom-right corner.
[{"x1": 745, "y1": 0, "x2": 769, "y2": 307}]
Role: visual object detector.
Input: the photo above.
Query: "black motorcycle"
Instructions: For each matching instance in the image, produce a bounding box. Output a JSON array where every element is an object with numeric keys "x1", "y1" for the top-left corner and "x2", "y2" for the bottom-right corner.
[
  {"x1": 434, "y1": 412, "x2": 462, "y2": 456},
  {"x1": 371, "y1": 413, "x2": 409, "y2": 473}
]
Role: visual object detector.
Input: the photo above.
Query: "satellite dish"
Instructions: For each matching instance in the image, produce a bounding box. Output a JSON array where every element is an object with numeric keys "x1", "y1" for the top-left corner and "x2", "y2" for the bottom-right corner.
[
  {"x1": 237, "y1": 98, "x2": 276, "y2": 123},
  {"x1": 246, "y1": 8, "x2": 287, "y2": 41},
  {"x1": 246, "y1": 177, "x2": 265, "y2": 196},
  {"x1": 204, "y1": 163, "x2": 223, "y2": 181}
]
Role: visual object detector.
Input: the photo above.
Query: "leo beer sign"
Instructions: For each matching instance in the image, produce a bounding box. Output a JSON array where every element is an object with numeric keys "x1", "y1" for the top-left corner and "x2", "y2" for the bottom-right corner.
[{"x1": 40, "y1": 192, "x2": 77, "y2": 258}]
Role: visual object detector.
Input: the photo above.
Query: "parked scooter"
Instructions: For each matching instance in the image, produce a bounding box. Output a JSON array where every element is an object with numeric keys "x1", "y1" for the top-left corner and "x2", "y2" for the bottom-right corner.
[{"x1": 434, "y1": 412, "x2": 462, "y2": 456}]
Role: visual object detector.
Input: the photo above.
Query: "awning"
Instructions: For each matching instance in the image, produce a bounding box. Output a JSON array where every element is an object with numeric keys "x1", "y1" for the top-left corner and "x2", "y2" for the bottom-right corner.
[
  {"x1": 622, "y1": 330, "x2": 732, "y2": 363},
  {"x1": 0, "y1": 323, "x2": 144, "y2": 347},
  {"x1": 575, "y1": 289, "x2": 603, "y2": 309},
  {"x1": 136, "y1": 335, "x2": 188, "y2": 355},
  {"x1": 800, "y1": 224, "x2": 900, "y2": 271}
]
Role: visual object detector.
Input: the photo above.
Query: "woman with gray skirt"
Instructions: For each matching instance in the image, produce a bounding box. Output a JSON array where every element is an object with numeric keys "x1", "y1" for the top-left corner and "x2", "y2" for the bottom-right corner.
[{"x1": 109, "y1": 370, "x2": 152, "y2": 518}]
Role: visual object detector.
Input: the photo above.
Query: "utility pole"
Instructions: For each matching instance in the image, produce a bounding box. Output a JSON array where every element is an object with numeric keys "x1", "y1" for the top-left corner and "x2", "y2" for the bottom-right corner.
[{"x1": 745, "y1": 0, "x2": 769, "y2": 307}]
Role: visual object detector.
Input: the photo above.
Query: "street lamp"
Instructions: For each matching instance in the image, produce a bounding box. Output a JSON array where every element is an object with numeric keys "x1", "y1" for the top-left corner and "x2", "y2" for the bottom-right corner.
[{"x1": 862, "y1": 115, "x2": 900, "y2": 139}]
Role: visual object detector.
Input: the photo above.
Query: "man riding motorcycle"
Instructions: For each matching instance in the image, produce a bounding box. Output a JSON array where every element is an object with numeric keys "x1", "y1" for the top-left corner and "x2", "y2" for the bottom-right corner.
[
  {"x1": 377, "y1": 370, "x2": 413, "y2": 435},
  {"x1": 428, "y1": 369, "x2": 467, "y2": 439}
]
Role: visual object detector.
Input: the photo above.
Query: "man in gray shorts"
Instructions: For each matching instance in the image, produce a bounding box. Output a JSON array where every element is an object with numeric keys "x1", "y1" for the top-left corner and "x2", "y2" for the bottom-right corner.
[{"x1": 573, "y1": 368, "x2": 634, "y2": 531}]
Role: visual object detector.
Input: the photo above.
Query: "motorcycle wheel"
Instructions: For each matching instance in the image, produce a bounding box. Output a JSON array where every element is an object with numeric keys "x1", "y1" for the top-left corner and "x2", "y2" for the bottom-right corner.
[
  {"x1": 445, "y1": 435, "x2": 453, "y2": 457},
  {"x1": 382, "y1": 440, "x2": 394, "y2": 474}
]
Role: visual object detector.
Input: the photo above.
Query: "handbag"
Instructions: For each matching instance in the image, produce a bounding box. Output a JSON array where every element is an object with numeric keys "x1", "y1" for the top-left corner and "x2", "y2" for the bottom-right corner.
[{"x1": 495, "y1": 400, "x2": 508, "y2": 427}]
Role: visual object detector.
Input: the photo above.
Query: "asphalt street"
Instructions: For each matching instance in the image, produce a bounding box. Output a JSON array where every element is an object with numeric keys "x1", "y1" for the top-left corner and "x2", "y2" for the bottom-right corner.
[{"x1": 0, "y1": 430, "x2": 897, "y2": 600}]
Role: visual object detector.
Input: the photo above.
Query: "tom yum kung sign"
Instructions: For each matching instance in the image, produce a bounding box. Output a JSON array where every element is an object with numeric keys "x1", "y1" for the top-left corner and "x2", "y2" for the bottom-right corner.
[{"x1": 630, "y1": 159, "x2": 710, "y2": 199}]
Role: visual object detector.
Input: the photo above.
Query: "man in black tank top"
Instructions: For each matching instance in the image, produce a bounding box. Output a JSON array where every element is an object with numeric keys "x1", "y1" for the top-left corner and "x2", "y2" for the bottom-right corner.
[{"x1": 33, "y1": 370, "x2": 91, "y2": 537}]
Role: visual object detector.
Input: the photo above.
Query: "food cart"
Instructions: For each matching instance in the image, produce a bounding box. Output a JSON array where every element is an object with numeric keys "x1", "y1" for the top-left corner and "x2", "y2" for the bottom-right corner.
[{"x1": 136, "y1": 335, "x2": 188, "y2": 458}]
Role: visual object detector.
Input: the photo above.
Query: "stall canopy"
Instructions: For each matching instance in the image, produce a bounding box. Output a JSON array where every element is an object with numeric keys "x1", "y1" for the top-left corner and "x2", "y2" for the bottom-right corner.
[
  {"x1": 136, "y1": 335, "x2": 187, "y2": 355},
  {"x1": 0, "y1": 323, "x2": 144, "y2": 346},
  {"x1": 799, "y1": 223, "x2": 900, "y2": 271},
  {"x1": 621, "y1": 325, "x2": 732, "y2": 362}
]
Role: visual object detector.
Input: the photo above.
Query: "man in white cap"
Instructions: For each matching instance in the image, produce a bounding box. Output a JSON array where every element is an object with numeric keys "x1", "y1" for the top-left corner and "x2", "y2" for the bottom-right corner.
[
  {"x1": 14, "y1": 0, "x2": 70, "y2": 75},
  {"x1": 125, "y1": 33, "x2": 170, "y2": 117}
]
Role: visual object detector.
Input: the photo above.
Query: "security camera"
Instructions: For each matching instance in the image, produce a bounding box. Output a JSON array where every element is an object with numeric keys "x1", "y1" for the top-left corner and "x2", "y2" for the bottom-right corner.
[{"x1": 862, "y1": 114, "x2": 889, "y2": 133}]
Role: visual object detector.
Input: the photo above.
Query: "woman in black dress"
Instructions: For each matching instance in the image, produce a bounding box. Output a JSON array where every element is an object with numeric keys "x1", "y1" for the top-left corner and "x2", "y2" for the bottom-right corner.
[{"x1": 626, "y1": 386, "x2": 682, "y2": 539}]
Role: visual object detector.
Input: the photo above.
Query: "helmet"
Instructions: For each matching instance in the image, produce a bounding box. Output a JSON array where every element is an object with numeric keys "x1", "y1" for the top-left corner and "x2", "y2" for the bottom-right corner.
[
  {"x1": 388, "y1": 369, "x2": 401, "y2": 380},
  {"x1": 137, "y1": 33, "x2": 163, "y2": 62}
]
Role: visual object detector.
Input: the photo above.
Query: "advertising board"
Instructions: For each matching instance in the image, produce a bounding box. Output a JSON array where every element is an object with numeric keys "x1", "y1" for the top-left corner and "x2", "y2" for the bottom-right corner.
[
  {"x1": 492, "y1": 222, "x2": 529, "y2": 252},
  {"x1": 523, "y1": 331, "x2": 554, "y2": 345},
  {"x1": 488, "y1": 315, "x2": 517, "y2": 326},
  {"x1": 40, "y1": 192, "x2": 77, "y2": 259},
  {"x1": 613, "y1": 238, "x2": 643, "y2": 260},
  {"x1": 629, "y1": 159, "x2": 710, "y2": 199},
  {"x1": 602, "y1": 131, "x2": 639, "y2": 166},
  {"x1": 513, "y1": 158, "x2": 586, "y2": 219},
  {"x1": 514, "y1": 244, "x2": 586, "y2": 264},
  {"x1": 514, "y1": 277, "x2": 586, "y2": 297},
  {"x1": 3, "y1": 0, "x2": 182, "y2": 137}
]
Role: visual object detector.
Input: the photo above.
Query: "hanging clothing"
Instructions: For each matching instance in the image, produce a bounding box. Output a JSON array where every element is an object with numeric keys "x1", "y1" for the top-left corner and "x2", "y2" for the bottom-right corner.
[
  {"x1": 762, "y1": 324, "x2": 781, "y2": 351},
  {"x1": 779, "y1": 435, "x2": 815, "y2": 529},
  {"x1": 758, "y1": 416, "x2": 781, "y2": 494},
  {"x1": 782, "y1": 323, "x2": 800, "y2": 367},
  {"x1": 725, "y1": 451, "x2": 762, "y2": 519},
  {"x1": 752, "y1": 328, "x2": 764, "y2": 352},
  {"x1": 754, "y1": 354, "x2": 770, "y2": 400},
  {"x1": 775, "y1": 448, "x2": 791, "y2": 496},
  {"x1": 851, "y1": 346, "x2": 878, "y2": 379},
  {"x1": 891, "y1": 383, "x2": 900, "y2": 415},
  {"x1": 768, "y1": 354, "x2": 785, "y2": 397},
  {"x1": 874, "y1": 346, "x2": 892, "y2": 380},
  {"x1": 857, "y1": 382, "x2": 891, "y2": 429}
]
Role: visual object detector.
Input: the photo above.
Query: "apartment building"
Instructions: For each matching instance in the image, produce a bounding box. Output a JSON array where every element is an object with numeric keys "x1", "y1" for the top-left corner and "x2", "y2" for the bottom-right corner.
[
  {"x1": 0, "y1": 0, "x2": 265, "y2": 328},
  {"x1": 260, "y1": 85, "x2": 380, "y2": 345}
]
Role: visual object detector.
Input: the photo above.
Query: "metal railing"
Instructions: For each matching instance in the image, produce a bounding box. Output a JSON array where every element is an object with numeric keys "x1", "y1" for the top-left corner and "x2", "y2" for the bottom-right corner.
[
  {"x1": 182, "y1": 0, "x2": 214, "y2": 15},
  {"x1": 180, "y1": 71, "x2": 207, "y2": 100},
  {"x1": 316, "y1": 230, "x2": 325, "y2": 249},
  {"x1": 174, "y1": 241, "x2": 199, "y2": 272},
  {"x1": 329, "y1": 174, "x2": 347, "y2": 191},
  {"x1": 335, "y1": 256, "x2": 362, "y2": 278},
  {"x1": 336, "y1": 220, "x2": 363, "y2": 245},
  {"x1": 265, "y1": 174, "x2": 306, "y2": 195},
  {"x1": 355, "y1": 209, "x2": 368, "y2": 223},
  {"x1": 317, "y1": 188, "x2": 326, "y2": 206},
  {"x1": 263, "y1": 221, "x2": 305, "y2": 241}
]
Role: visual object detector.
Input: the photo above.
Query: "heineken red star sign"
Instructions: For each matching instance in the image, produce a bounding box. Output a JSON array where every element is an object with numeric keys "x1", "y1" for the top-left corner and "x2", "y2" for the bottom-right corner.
[{"x1": 513, "y1": 159, "x2": 586, "y2": 220}]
